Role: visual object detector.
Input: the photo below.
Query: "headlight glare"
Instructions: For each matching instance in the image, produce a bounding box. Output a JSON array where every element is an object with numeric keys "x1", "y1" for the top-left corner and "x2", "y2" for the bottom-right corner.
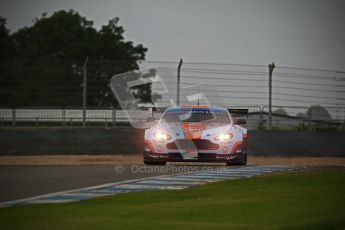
[
  {"x1": 153, "y1": 131, "x2": 171, "y2": 141},
  {"x1": 214, "y1": 133, "x2": 233, "y2": 141}
]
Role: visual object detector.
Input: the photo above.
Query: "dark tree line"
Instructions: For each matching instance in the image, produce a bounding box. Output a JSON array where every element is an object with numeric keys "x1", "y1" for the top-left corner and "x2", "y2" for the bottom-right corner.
[{"x1": 0, "y1": 10, "x2": 152, "y2": 107}]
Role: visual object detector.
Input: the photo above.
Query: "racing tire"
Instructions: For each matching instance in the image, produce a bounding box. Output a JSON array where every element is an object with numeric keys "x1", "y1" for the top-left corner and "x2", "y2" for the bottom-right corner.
[
  {"x1": 226, "y1": 153, "x2": 247, "y2": 166},
  {"x1": 226, "y1": 162, "x2": 242, "y2": 166},
  {"x1": 143, "y1": 160, "x2": 166, "y2": 165},
  {"x1": 226, "y1": 160, "x2": 242, "y2": 166}
]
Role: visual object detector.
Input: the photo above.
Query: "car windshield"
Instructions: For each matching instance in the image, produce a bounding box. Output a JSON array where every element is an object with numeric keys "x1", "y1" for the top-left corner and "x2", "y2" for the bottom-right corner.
[{"x1": 161, "y1": 108, "x2": 231, "y2": 124}]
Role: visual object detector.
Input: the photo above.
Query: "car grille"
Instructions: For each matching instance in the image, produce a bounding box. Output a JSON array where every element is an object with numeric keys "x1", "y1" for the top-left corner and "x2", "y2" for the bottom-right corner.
[{"x1": 166, "y1": 139, "x2": 219, "y2": 150}]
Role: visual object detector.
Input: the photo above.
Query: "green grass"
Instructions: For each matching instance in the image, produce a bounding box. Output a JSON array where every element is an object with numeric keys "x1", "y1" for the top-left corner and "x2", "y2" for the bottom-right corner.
[{"x1": 1, "y1": 169, "x2": 345, "y2": 230}]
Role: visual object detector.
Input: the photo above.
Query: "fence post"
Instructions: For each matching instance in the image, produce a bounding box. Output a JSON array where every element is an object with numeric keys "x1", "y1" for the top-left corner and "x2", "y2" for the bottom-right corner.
[
  {"x1": 268, "y1": 62, "x2": 275, "y2": 130},
  {"x1": 12, "y1": 107, "x2": 16, "y2": 126},
  {"x1": 176, "y1": 58, "x2": 183, "y2": 106}
]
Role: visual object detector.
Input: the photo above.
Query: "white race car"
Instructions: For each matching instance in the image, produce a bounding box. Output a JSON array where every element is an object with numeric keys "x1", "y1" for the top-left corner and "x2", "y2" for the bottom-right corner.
[{"x1": 144, "y1": 105, "x2": 248, "y2": 165}]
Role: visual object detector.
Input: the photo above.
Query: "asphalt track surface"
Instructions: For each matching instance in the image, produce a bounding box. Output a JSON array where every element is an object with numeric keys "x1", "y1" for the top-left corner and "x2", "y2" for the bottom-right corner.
[
  {"x1": 0, "y1": 164, "x2": 226, "y2": 203},
  {"x1": 0, "y1": 165, "x2": 299, "y2": 207}
]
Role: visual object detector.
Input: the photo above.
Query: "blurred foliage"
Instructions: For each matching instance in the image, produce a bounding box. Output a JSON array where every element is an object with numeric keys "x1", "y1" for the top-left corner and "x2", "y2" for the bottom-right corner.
[{"x1": 0, "y1": 10, "x2": 153, "y2": 107}]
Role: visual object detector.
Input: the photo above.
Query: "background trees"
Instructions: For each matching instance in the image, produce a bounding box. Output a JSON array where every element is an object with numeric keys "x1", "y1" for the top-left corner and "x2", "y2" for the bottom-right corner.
[{"x1": 0, "y1": 10, "x2": 149, "y2": 107}]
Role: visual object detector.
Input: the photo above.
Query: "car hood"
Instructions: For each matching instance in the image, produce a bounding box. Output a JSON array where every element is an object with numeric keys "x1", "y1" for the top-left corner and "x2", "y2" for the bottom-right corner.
[{"x1": 153, "y1": 122, "x2": 232, "y2": 139}]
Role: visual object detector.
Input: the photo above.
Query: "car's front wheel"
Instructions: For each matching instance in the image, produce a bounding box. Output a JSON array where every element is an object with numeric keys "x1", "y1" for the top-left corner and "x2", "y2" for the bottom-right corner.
[{"x1": 226, "y1": 152, "x2": 247, "y2": 166}]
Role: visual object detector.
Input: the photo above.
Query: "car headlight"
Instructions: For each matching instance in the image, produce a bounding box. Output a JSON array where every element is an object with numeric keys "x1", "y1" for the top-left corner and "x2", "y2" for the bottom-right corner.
[
  {"x1": 153, "y1": 131, "x2": 171, "y2": 141},
  {"x1": 214, "y1": 133, "x2": 233, "y2": 141}
]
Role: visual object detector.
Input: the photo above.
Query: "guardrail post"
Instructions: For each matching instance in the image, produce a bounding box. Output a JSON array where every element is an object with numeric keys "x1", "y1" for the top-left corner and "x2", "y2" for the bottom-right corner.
[
  {"x1": 82, "y1": 57, "x2": 88, "y2": 128},
  {"x1": 259, "y1": 106, "x2": 263, "y2": 130},
  {"x1": 257, "y1": 106, "x2": 265, "y2": 130},
  {"x1": 112, "y1": 109, "x2": 116, "y2": 127},
  {"x1": 338, "y1": 120, "x2": 345, "y2": 132},
  {"x1": 307, "y1": 106, "x2": 312, "y2": 131},
  {"x1": 11, "y1": 107, "x2": 16, "y2": 126},
  {"x1": 62, "y1": 107, "x2": 66, "y2": 127}
]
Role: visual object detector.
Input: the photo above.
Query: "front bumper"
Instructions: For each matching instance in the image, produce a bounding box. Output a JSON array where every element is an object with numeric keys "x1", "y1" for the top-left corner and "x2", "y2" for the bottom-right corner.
[
  {"x1": 144, "y1": 138, "x2": 247, "y2": 163},
  {"x1": 143, "y1": 151, "x2": 245, "y2": 163}
]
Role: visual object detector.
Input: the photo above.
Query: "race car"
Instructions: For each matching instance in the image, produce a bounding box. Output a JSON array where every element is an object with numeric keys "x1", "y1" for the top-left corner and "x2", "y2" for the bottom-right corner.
[{"x1": 143, "y1": 105, "x2": 248, "y2": 165}]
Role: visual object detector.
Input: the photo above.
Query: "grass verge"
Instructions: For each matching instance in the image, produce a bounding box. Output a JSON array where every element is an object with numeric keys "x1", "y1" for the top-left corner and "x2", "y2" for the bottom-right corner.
[{"x1": 1, "y1": 169, "x2": 345, "y2": 230}]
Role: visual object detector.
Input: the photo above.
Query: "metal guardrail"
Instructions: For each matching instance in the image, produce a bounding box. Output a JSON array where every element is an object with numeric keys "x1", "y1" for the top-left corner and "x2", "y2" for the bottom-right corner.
[
  {"x1": 260, "y1": 106, "x2": 345, "y2": 130},
  {"x1": 0, "y1": 107, "x2": 151, "y2": 127},
  {"x1": 0, "y1": 106, "x2": 344, "y2": 130}
]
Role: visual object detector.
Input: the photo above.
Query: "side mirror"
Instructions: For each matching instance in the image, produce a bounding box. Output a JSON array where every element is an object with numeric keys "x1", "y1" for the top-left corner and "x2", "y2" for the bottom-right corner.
[
  {"x1": 146, "y1": 117, "x2": 156, "y2": 122},
  {"x1": 234, "y1": 118, "x2": 246, "y2": 125}
]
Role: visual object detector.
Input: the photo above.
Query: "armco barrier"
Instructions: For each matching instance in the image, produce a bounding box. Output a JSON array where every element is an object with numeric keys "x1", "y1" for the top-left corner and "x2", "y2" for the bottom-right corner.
[
  {"x1": 0, "y1": 128, "x2": 144, "y2": 155},
  {"x1": 0, "y1": 128, "x2": 344, "y2": 156},
  {"x1": 249, "y1": 130, "x2": 345, "y2": 157}
]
